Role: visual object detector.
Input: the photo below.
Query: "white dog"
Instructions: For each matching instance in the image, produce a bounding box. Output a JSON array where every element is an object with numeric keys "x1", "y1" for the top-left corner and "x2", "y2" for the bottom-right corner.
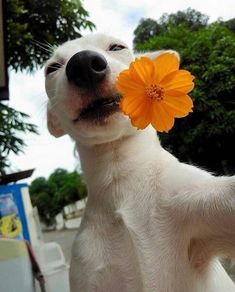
[{"x1": 45, "y1": 34, "x2": 235, "y2": 292}]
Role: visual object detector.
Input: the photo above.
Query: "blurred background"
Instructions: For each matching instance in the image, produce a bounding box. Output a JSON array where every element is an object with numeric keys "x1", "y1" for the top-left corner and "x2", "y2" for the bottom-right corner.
[{"x1": 0, "y1": 1, "x2": 235, "y2": 288}]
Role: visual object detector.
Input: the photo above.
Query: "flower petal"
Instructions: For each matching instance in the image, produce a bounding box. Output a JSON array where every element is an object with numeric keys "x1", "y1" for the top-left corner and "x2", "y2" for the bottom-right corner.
[
  {"x1": 163, "y1": 94, "x2": 193, "y2": 117},
  {"x1": 120, "y1": 95, "x2": 146, "y2": 115},
  {"x1": 160, "y1": 70, "x2": 195, "y2": 94},
  {"x1": 164, "y1": 89, "x2": 192, "y2": 97},
  {"x1": 130, "y1": 103, "x2": 151, "y2": 129},
  {"x1": 151, "y1": 102, "x2": 175, "y2": 132},
  {"x1": 128, "y1": 99, "x2": 150, "y2": 118},
  {"x1": 153, "y1": 53, "x2": 180, "y2": 83},
  {"x1": 116, "y1": 72, "x2": 145, "y2": 93},
  {"x1": 130, "y1": 57, "x2": 155, "y2": 85}
]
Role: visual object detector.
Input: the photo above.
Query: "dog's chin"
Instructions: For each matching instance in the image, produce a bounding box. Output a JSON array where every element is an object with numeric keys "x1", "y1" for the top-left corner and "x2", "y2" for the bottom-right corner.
[
  {"x1": 69, "y1": 94, "x2": 137, "y2": 145},
  {"x1": 70, "y1": 108, "x2": 135, "y2": 146},
  {"x1": 73, "y1": 94, "x2": 121, "y2": 125}
]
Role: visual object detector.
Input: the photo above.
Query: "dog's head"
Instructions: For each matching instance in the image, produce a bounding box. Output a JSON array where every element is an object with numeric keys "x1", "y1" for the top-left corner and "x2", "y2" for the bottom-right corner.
[{"x1": 45, "y1": 33, "x2": 178, "y2": 145}]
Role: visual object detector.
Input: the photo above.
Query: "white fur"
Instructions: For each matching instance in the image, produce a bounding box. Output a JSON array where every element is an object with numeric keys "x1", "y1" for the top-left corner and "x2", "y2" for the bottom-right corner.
[{"x1": 45, "y1": 34, "x2": 235, "y2": 292}]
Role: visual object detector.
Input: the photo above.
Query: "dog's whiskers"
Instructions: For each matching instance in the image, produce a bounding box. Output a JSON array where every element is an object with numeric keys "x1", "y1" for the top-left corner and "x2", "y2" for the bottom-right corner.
[
  {"x1": 32, "y1": 40, "x2": 57, "y2": 54},
  {"x1": 43, "y1": 40, "x2": 57, "y2": 51}
]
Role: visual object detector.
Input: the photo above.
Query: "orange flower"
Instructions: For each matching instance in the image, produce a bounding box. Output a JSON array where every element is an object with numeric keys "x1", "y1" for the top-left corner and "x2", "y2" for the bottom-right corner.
[{"x1": 116, "y1": 53, "x2": 195, "y2": 132}]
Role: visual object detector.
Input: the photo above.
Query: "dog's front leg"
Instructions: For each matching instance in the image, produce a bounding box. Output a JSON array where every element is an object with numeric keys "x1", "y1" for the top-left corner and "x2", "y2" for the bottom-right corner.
[{"x1": 171, "y1": 174, "x2": 235, "y2": 266}]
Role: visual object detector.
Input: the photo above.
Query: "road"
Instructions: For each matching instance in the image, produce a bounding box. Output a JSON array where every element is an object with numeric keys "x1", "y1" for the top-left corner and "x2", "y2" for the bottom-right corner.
[{"x1": 43, "y1": 229, "x2": 77, "y2": 264}]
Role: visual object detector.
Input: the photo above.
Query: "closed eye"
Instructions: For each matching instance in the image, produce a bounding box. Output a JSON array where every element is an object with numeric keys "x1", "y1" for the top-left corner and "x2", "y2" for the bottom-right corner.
[
  {"x1": 46, "y1": 62, "x2": 62, "y2": 75},
  {"x1": 109, "y1": 44, "x2": 127, "y2": 51}
]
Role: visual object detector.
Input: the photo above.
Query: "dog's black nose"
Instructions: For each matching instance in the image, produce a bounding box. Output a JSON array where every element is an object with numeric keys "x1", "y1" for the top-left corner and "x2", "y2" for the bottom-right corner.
[{"x1": 66, "y1": 50, "x2": 108, "y2": 88}]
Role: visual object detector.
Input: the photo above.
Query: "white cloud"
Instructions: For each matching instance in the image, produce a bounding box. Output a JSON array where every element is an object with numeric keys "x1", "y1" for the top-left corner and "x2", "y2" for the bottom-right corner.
[{"x1": 83, "y1": 0, "x2": 136, "y2": 47}]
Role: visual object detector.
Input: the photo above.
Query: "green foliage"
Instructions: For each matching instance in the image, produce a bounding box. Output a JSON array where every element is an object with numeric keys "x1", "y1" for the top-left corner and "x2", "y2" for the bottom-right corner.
[
  {"x1": 223, "y1": 18, "x2": 235, "y2": 34},
  {"x1": 6, "y1": 0, "x2": 95, "y2": 71},
  {"x1": 134, "y1": 11, "x2": 235, "y2": 174},
  {"x1": 133, "y1": 8, "x2": 208, "y2": 46},
  {"x1": 29, "y1": 177, "x2": 57, "y2": 225},
  {"x1": 29, "y1": 168, "x2": 87, "y2": 225},
  {"x1": 0, "y1": 103, "x2": 38, "y2": 175},
  {"x1": 133, "y1": 18, "x2": 163, "y2": 46},
  {"x1": 159, "y1": 8, "x2": 209, "y2": 31}
]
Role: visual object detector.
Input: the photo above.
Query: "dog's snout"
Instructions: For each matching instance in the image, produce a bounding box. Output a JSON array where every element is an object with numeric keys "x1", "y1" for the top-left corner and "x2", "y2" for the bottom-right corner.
[{"x1": 66, "y1": 50, "x2": 108, "y2": 88}]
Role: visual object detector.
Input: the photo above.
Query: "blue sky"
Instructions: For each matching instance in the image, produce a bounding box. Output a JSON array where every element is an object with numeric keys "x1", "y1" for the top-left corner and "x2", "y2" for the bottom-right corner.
[{"x1": 7, "y1": 0, "x2": 235, "y2": 182}]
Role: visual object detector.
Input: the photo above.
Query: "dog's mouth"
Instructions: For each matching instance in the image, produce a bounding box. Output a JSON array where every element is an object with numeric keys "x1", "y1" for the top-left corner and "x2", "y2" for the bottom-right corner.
[{"x1": 73, "y1": 94, "x2": 121, "y2": 123}]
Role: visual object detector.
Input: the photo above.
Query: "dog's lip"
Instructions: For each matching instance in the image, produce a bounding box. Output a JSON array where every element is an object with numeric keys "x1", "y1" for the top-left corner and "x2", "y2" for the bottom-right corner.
[{"x1": 73, "y1": 94, "x2": 122, "y2": 123}]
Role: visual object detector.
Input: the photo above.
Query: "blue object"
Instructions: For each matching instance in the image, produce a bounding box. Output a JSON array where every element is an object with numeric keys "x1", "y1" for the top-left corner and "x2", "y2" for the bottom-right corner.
[{"x1": 0, "y1": 183, "x2": 31, "y2": 242}]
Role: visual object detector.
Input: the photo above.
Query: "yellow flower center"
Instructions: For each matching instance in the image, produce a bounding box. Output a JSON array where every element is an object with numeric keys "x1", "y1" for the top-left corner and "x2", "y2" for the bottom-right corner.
[{"x1": 146, "y1": 84, "x2": 164, "y2": 101}]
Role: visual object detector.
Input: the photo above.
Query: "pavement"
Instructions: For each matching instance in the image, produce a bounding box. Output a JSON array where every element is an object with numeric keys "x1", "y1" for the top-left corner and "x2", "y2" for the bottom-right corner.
[{"x1": 43, "y1": 229, "x2": 77, "y2": 264}]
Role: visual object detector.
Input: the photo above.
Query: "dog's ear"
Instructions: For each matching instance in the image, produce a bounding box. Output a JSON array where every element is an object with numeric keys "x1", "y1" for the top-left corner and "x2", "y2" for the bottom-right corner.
[
  {"x1": 47, "y1": 110, "x2": 65, "y2": 138},
  {"x1": 137, "y1": 50, "x2": 180, "y2": 62}
]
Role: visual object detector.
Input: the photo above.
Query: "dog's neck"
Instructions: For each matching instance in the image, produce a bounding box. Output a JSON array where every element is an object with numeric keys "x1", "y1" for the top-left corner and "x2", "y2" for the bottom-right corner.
[{"x1": 76, "y1": 127, "x2": 163, "y2": 200}]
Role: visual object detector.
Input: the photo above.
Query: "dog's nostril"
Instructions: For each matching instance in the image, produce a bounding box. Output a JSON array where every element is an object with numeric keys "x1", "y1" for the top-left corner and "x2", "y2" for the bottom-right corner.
[{"x1": 91, "y1": 57, "x2": 107, "y2": 72}]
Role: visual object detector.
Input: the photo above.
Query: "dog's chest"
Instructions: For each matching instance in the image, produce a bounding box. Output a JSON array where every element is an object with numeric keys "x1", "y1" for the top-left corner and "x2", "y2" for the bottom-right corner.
[
  {"x1": 71, "y1": 179, "x2": 185, "y2": 291},
  {"x1": 71, "y1": 146, "x2": 194, "y2": 291}
]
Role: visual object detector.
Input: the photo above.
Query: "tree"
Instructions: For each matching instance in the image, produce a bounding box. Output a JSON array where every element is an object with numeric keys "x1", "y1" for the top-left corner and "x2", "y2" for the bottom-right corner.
[
  {"x1": 29, "y1": 177, "x2": 57, "y2": 225},
  {"x1": 134, "y1": 12, "x2": 235, "y2": 174},
  {"x1": 133, "y1": 8, "x2": 208, "y2": 47},
  {"x1": 0, "y1": 0, "x2": 95, "y2": 174},
  {"x1": 159, "y1": 8, "x2": 209, "y2": 31},
  {"x1": 133, "y1": 18, "x2": 163, "y2": 46},
  {"x1": 0, "y1": 103, "x2": 38, "y2": 175},
  {"x1": 223, "y1": 18, "x2": 235, "y2": 34},
  {"x1": 48, "y1": 168, "x2": 87, "y2": 208},
  {"x1": 29, "y1": 168, "x2": 87, "y2": 225},
  {"x1": 7, "y1": 0, "x2": 95, "y2": 71}
]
